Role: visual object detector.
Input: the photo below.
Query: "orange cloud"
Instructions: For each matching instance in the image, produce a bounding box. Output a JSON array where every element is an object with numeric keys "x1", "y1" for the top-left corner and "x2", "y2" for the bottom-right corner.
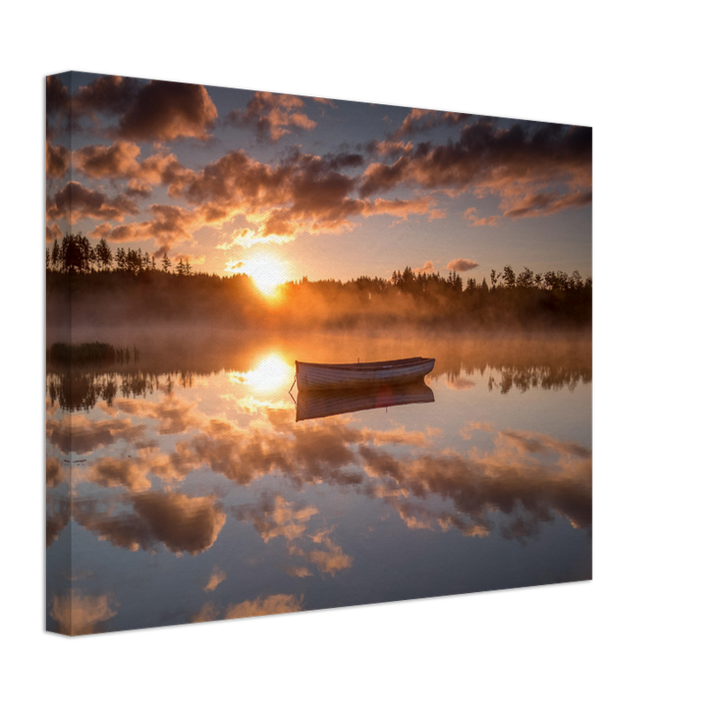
[
  {"x1": 464, "y1": 207, "x2": 498, "y2": 227},
  {"x1": 46, "y1": 457, "x2": 62, "y2": 487},
  {"x1": 193, "y1": 594, "x2": 303, "y2": 623},
  {"x1": 50, "y1": 591, "x2": 118, "y2": 636},
  {"x1": 88, "y1": 204, "x2": 196, "y2": 254},
  {"x1": 447, "y1": 258, "x2": 478, "y2": 272},
  {"x1": 413, "y1": 261, "x2": 435, "y2": 274},
  {"x1": 393, "y1": 108, "x2": 469, "y2": 138},
  {"x1": 363, "y1": 196, "x2": 439, "y2": 222},
  {"x1": 204, "y1": 566, "x2": 227, "y2": 593},
  {"x1": 77, "y1": 491, "x2": 226, "y2": 556},
  {"x1": 235, "y1": 495, "x2": 318, "y2": 544},
  {"x1": 87, "y1": 456, "x2": 153, "y2": 492},
  {"x1": 73, "y1": 141, "x2": 141, "y2": 179}
]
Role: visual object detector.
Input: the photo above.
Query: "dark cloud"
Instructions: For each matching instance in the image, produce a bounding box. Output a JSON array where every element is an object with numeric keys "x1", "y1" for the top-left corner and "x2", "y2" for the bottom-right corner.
[
  {"x1": 503, "y1": 190, "x2": 593, "y2": 219},
  {"x1": 46, "y1": 75, "x2": 70, "y2": 117},
  {"x1": 46, "y1": 181, "x2": 139, "y2": 223},
  {"x1": 73, "y1": 75, "x2": 140, "y2": 115},
  {"x1": 182, "y1": 148, "x2": 363, "y2": 238},
  {"x1": 116, "y1": 80, "x2": 218, "y2": 141},
  {"x1": 46, "y1": 140, "x2": 69, "y2": 179},
  {"x1": 89, "y1": 204, "x2": 196, "y2": 254},
  {"x1": 393, "y1": 108, "x2": 470, "y2": 138},
  {"x1": 360, "y1": 118, "x2": 592, "y2": 220},
  {"x1": 227, "y1": 91, "x2": 316, "y2": 142},
  {"x1": 323, "y1": 152, "x2": 365, "y2": 171}
]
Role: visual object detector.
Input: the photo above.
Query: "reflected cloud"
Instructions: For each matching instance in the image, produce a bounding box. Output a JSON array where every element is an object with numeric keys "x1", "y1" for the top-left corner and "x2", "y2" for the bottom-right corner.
[
  {"x1": 302, "y1": 529, "x2": 353, "y2": 576},
  {"x1": 204, "y1": 566, "x2": 226, "y2": 593},
  {"x1": 497, "y1": 429, "x2": 591, "y2": 459},
  {"x1": 46, "y1": 457, "x2": 62, "y2": 487},
  {"x1": 389, "y1": 498, "x2": 491, "y2": 537},
  {"x1": 460, "y1": 421, "x2": 493, "y2": 440},
  {"x1": 358, "y1": 429, "x2": 592, "y2": 536},
  {"x1": 47, "y1": 413, "x2": 146, "y2": 455},
  {"x1": 76, "y1": 491, "x2": 226, "y2": 556},
  {"x1": 114, "y1": 393, "x2": 200, "y2": 435},
  {"x1": 236, "y1": 495, "x2": 318, "y2": 543},
  {"x1": 192, "y1": 593, "x2": 303, "y2": 623},
  {"x1": 445, "y1": 376, "x2": 475, "y2": 390},
  {"x1": 50, "y1": 591, "x2": 117, "y2": 636},
  {"x1": 55, "y1": 377, "x2": 591, "y2": 548},
  {"x1": 87, "y1": 456, "x2": 153, "y2": 492},
  {"x1": 235, "y1": 495, "x2": 352, "y2": 577},
  {"x1": 46, "y1": 494, "x2": 70, "y2": 547}
]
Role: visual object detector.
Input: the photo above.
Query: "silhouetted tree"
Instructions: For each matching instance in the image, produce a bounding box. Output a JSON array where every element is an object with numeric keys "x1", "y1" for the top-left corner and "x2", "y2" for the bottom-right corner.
[
  {"x1": 116, "y1": 248, "x2": 126, "y2": 272},
  {"x1": 517, "y1": 267, "x2": 534, "y2": 288},
  {"x1": 51, "y1": 239, "x2": 60, "y2": 271},
  {"x1": 60, "y1": 232, "x2": 93, "y2": 272},
  {"x1": 502, "y1": 265, "x2": 516, "y2": 288},
  {"x1": 95, "y1": 238, "x2": 113, "y2": 271}
]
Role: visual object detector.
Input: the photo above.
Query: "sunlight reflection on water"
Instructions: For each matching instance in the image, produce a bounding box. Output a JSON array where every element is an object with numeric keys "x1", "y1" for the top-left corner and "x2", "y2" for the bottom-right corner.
[{"x1": 228, "y1": 352, "x2": 294, "y2": 393}]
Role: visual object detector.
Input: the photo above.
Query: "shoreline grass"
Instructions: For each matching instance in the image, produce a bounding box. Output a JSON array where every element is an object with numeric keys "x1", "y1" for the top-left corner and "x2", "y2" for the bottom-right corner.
[{"x1": 47, "y1": 342, "x2": 139, "y2": 366}]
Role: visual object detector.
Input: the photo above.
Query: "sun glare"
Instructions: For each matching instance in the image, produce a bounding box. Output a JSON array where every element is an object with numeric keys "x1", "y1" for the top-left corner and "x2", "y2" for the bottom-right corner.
[
  {"x1": 230, "y1": 353, "x2": 294, "y2": 393},
  {"x1": 240, "y1": 255, "x2": 288, "y2": 297}
]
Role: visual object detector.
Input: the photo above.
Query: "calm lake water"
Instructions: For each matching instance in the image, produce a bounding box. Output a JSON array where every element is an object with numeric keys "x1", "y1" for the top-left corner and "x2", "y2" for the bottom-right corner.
[{"x1": 46, "y1": 329, "x2": 591, "y2": 634}]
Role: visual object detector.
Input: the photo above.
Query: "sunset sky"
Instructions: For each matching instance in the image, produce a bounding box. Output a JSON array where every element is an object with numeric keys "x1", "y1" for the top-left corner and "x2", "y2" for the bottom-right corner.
[{"x1": 46, "y1": 72, "x2": 592, "y2": 284}]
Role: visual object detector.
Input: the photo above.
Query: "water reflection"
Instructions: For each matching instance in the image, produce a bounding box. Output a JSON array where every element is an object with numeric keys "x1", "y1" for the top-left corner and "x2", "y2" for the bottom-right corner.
[
  {"x1": 296, "y1": 381, "x2": 435, "y2": 421},
  {"x1": 46, "y1": 332, "x2": 592, "y2": 634},
  {"x1": 228, "y1": 353, "x2": 294, "y2": 393}
]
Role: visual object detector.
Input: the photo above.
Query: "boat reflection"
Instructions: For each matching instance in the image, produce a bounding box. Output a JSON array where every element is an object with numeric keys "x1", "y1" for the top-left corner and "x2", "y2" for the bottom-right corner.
[{"x1": 295, "y1": 381, "x2": 435, "y2": 421}]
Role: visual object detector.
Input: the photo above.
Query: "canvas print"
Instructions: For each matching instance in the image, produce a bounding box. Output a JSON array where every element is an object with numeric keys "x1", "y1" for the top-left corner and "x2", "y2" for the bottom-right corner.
[{"x1": 46, "y1": 72, "x2": 592, "y2": 636}]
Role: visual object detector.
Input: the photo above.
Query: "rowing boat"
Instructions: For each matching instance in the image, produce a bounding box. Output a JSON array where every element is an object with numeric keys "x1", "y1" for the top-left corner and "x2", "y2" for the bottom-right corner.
[
  {"x1": 295, "y1": 356, "x2": 435, "y2": 391},
  {"x1": 296, "y1": 381, "x2": 435, "y2": 421}
]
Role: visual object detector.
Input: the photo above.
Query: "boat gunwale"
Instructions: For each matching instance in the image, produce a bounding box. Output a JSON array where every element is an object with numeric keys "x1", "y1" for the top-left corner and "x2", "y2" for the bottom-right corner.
[{"x1": 296, "y1": 356, "x2": 432, "y2": 372}]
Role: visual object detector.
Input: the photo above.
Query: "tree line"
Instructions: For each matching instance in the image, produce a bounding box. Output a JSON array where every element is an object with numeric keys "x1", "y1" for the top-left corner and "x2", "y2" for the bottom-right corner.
[
  {"x1": 46, "y1": 233, "x2": 591, "y2": 329},
  {"x1": 46, "y1": 233, "x2": 192, "y2": 275},
  {"x1": 279, "y1": 266, "x2": 591, "y2": 328},
  {"x1": 384, "y1": 264, "x2": 589, "y2": 294}
]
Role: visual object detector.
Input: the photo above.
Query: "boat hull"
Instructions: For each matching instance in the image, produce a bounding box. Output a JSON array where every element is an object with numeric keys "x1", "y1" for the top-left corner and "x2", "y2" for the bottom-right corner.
[{"x1": 296, "y1": 357, "x2": 435, "y2": 391}]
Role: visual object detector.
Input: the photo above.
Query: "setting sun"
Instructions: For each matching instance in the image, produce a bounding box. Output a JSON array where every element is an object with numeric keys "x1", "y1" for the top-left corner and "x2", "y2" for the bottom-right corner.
[{"x1": 238, "y1": 254, "x2": 289, "y2": 296}]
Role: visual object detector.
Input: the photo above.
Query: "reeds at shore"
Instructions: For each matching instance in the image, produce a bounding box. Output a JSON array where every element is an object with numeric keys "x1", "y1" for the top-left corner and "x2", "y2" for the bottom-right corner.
[{"x1": 47, "y1": 342, "x2": 139, "y2": 366}]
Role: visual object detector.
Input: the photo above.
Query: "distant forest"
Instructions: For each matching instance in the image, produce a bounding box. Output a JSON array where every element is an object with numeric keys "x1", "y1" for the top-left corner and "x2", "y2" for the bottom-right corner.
[{"x1": 46, "y1": 233, "x2": 592, "y2": 330}]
